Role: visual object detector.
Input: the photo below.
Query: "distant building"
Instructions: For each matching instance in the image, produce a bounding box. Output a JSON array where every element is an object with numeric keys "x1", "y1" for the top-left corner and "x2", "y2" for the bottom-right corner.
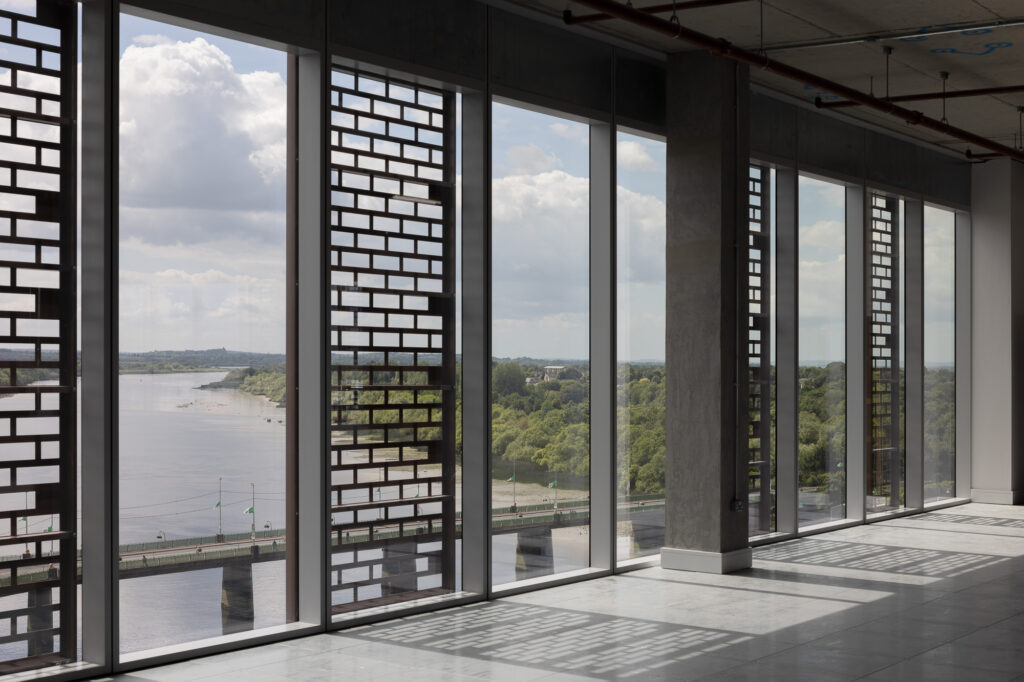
[{"x1": 543, "y1": 366, "x2": 565, "y2": 381}]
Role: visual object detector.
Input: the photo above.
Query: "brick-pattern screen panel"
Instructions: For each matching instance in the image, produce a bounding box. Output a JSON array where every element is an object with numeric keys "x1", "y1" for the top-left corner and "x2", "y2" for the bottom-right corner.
[
  {"x1": 0, "y1": 0, "x2": 77, "y2": 673},
  {"x1": 746, "y1": 165, "x2": 772, "y2": 535},
  {"x1": 327, "y1": 68, "x2": 456, "y2": 613},
  {"x1": 868, "y1": 193, "x2": 901, "y2": 512}
]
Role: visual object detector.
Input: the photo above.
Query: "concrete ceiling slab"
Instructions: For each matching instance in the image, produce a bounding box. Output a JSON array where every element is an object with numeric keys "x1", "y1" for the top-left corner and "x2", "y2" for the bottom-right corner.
[{"x1": 504, "y1": 0, "x2": 1024, "y2": 157}]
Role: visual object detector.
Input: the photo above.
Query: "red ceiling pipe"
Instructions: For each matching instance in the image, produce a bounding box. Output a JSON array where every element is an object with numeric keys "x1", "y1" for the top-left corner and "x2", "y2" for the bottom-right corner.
[
  {"x1": 570, "y1": 0, "x2": 1024, "y2": 162},
  {"x1": 820, "y1": 83, "x2": 1024, "y2": 109},
  {"x1": 564, "y1": 0, "x2": 751, "y2": 25}
]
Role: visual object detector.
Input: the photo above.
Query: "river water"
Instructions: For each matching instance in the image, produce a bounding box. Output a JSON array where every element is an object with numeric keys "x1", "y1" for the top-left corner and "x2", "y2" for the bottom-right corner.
[
  {"x1": 118, "y1": 371, "x2": 287, "y2": 654},
  {"x1": 111, "y1": 372, "x2": 586, "y2": 654}
]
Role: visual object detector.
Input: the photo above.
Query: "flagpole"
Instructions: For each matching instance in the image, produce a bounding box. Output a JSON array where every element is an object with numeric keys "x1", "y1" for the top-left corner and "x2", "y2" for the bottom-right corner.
[
  {"x1": 250, "y1": 482, "x2": 256, "y2": 543},
  {"x1": 218, "y1": 477, "x2": 223, "y2": 538},
  {"x1": 512, "y1": 455, "x2": 517, "y2": 508}
]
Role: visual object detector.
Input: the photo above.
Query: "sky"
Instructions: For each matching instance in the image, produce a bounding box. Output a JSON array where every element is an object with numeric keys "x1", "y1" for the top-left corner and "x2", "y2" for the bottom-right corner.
[
  {"x1": 798, "y1": 175, "x2": 847, "y2": 366},
  {"x1": 795, "y1": 176, "x2": 956, "y2": 366},
  {"x1": 118, "y1": 15, "x2": 287, "y2": 354},
  {"x1": 111, "y1": 14, "x2": 954, "y2": 365},
  {"x1": 491, "y1": 103, "x2": 668, "y2": 361}
]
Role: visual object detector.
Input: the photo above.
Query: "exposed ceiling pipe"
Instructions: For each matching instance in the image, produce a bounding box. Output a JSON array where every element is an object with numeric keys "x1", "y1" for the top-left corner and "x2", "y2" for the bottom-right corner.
[
  {"x1": 820, "y1": 83, "x2": 1024, "y2": 109},
  {"x1": 563, "y1": 0, "x2": 751, "y2": 25},
  {"x1": 569, "y1": 0, "x2": 1024, "y2": 162},
  {"x1": 761, "y1": 18, "x2": 1024, "y2": 53}
]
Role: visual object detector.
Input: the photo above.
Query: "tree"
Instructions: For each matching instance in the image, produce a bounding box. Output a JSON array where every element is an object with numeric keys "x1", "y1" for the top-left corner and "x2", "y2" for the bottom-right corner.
[
  {"x1": 492, "y1": 362, "x2": 526, "y2": 396},
  {"x1": 557, "y1": 366, "x2": 582, "y2": 381}
]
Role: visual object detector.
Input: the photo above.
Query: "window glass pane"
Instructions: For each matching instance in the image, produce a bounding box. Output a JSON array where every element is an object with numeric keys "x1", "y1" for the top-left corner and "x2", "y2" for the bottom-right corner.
[
  {"x1": 491, "y1": 102, "x2": 589, "y2": 584},
  {"x1": 924, "y1": 205, "x2": 956, "y2": 502},
  {"x1": 117, "y1": 15, "x2": 291, "y2": 655},
  {"x1": 797, "y1": 176, "x2": 846, "y2": 527},
  {"x1": 616, "y1": 132, "x2": 665, "y2": 561}
]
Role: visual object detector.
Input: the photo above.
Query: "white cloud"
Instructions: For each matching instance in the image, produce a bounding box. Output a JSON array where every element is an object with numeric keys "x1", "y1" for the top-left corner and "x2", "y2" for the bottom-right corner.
[
  {"x1": 504, "y1": 144, "x2": 561, "y2": 175},
  {"x1": 800, "y1": 175, "x2": 846, "y2": 208},
  {"x1": 132, "y1": 34, "x2": 174, "y2": 47},
  {"x1": 119, "y1": 36, "x2": 287, "y2": 211},
  {"x1": 798, "y1": 255, "x2": 846, "y2": 321},
  {"x1": 617, "y1": 185, "x2": 665, "y2": 284},
  {"x1": 492, "y1": 170, "x2": 589, "y2": 358},
  {"x1": 116, "y1": 33, "x2": 288, "y2": 353},
  {"x1": 799, "y1": 219, "x2": 844, "y2": 249},
  {"x1": 549, "y1": 121, "x2": 588, "y2": 144},
  {"x1": 617, "y1": 140, "x2": 659, "y2": 172},
  {"x1": 119, "y1": 268, "x2": 285, "y2": 353}
]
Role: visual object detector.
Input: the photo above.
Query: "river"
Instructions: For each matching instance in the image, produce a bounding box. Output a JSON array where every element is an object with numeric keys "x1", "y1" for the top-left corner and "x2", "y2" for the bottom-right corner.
[
  {"x1": 111, "y1": 371, "x2": 587, "y2": 654},
  {"x1": 118, "y1": 371, "x2": 287, "y2": 654}
]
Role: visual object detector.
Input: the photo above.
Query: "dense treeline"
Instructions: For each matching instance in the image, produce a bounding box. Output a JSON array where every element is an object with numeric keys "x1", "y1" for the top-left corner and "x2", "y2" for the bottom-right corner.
[
  {"x1": 490, "y1": 361, "x2": 591, "y2": 488},
  {"x1": 119, "y1": 348, "x2": 284, "y2": 373},
  {"x1": 794, "y1": 363, "x2": 955, "y2": 497},
  {"x1": 616, "y1": 364, "x2": 666, "y2": 495},
  {"x1": 202, "y1": 365, "x2": 288, "y2": 406},
  {"x1": 483, "y1": 358, "x2": 955, "y2": 499},
  {"x1": 90, "y1": 348, "x2": 957, "y2": 498}
]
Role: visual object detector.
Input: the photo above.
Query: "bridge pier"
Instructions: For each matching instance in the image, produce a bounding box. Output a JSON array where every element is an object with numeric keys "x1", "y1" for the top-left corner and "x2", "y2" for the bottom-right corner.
[
  {"x1": 381, "y1": 541, "x2": 419, "y2": 597},
  {"x1": 514, "y1": 526, "x2": 554, "y2": 580},
  {"x1": 26, "y1": 584, "x2": 53, "y2": 657},
  {"x1": 221, "y1": 560, "x2": 255, "y2": 635}
]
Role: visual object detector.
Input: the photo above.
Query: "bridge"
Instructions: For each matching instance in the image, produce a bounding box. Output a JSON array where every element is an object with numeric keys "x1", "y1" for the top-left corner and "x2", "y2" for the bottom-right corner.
[{"x1": 0, "y1": 498, "x2": 665, "y2": 647}]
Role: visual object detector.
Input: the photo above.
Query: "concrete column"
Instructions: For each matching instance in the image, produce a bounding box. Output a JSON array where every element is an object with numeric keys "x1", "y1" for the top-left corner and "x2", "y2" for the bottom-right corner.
[
  {"x1": 661, "y1": 52, "x2": 751, "y2": 574},
  {"x1": 971, "y1": 159, "x2": 1024, "y2": 503}
]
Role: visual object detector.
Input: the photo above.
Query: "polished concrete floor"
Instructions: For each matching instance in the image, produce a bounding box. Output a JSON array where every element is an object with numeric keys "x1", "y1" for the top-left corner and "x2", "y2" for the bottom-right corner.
[{"x1": 102, "y1": 502, "x2": 1024, "y2": 681}]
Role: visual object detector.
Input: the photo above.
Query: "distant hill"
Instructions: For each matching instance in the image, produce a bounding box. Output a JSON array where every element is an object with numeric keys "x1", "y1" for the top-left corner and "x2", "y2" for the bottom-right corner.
[{"x1": 119, "y1": 348, "x2": 285, "y2": 373}]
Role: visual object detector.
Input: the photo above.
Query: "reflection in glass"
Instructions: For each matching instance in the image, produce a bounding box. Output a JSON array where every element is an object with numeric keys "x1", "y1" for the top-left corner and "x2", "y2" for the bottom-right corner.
[
  {"x1": 797, "y1": 176, "x2": 846, "y2": 527},
  {"x1": 924, "y1": 206, "x2": 956, "y2": 501},
  {"x1": 616, "y1": 132, "x2": 666, "y2": 560},
  {"x1": 491, "y1": 102, "x2": 589, "y2": 583},
  {"x1": 117, "y1": 16, "x2": 290, "y2": 655}
]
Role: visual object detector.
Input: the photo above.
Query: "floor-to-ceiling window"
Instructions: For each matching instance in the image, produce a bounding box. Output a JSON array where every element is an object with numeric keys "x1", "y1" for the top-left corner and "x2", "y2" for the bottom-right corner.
[
  {"x1": 615, "y1": 131, "x2": 665, "y2": 562},
  {"x1": 797, "y1": 175, "x2": 846, "y2": 527},
  {"x1": 117, "y1": 15, "x2": 291, "y2": 655},
  {"x1": 924, "y1": 205, "x2": 956, "y2": 502},
  {"x1": 491, "y1": 101, "x2": 590, "y2": 584}
]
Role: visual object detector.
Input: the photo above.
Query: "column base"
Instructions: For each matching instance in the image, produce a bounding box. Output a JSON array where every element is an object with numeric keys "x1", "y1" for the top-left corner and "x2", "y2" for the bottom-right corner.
[{"x1": 660, "y1": 547, "x2": 752, "y2": 574}]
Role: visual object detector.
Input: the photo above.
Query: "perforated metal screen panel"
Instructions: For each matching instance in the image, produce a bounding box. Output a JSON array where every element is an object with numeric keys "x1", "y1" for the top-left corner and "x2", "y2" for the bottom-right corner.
[
  {"x1": 868, "y1": 193, "x2": 902, "y2": 511},
  {"x1": 327, "y1": 68, "x2": 456, "y2": 613},
  {"x1": 746, "y1": 165, "x2": 772, "y2": 535},
  {"x1": 0, "y1": 0, "x2": 77, "y2": 672}
]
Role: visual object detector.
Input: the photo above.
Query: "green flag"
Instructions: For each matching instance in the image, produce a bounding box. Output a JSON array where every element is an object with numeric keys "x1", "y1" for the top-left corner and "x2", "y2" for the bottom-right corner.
[
  {"x1": 548, "y1": 481, "x2": 557, "y2": 489},
  {"x1": 506, "y1": 475, "x2": 515, "y2": 482},
  {"x1": 214, "y1": 501, "x2": 221, "y2": 508},
  {"x1": 20, "y1": 516, "x2": 27, "y2": 522},
  {"x1": 45, "y1": 526, "x2": 52, "y2": 532},
  {"x1": 243, "y1": 506, "x2": 254, "y2": 514}
]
